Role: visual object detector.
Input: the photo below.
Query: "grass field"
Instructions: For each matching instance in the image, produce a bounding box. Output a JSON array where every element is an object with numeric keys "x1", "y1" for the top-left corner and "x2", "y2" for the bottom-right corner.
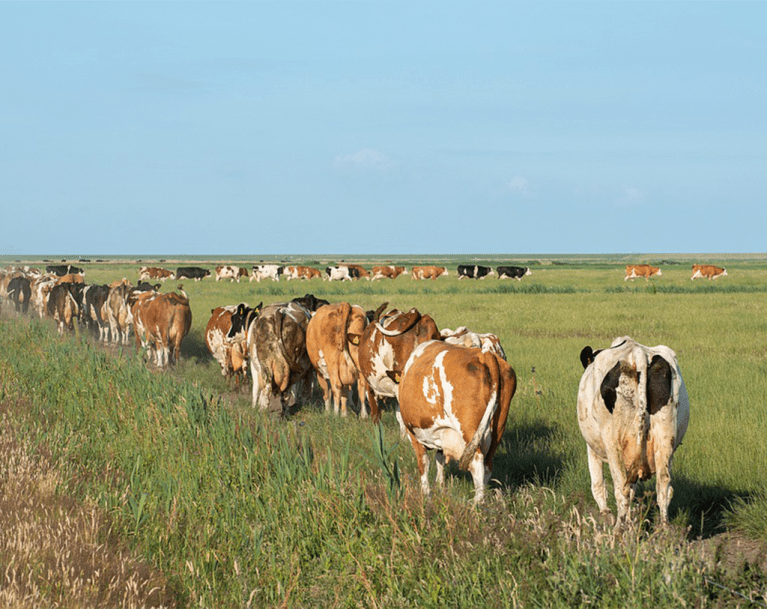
[{"x1": 1, "y1": 254, "x2": 765, "y2": 607}]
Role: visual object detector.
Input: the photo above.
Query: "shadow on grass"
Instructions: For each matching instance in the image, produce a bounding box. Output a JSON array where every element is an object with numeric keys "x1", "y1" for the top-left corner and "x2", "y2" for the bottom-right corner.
[
  {"x1": 492, "y1": 421, "x2": 567, "y2": 491},
  {"x1": 670, "y1": 475, "x2": 751, "y2": 540}
]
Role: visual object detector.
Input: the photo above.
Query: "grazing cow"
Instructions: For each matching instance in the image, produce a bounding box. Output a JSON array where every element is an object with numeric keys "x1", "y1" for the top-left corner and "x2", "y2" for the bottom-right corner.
[
  {"x1": 370, "y1": 265, "x2": 406, "y2": 281},
  {"x1": 457, "y1": 265, "x2": 495, "y2": 280},
  {"x1": 46, "y1": 282, "x2": 86, "y2": 334},
  {"x1": 355, "y1": 307, "x2": 441, "y2": 423},
  {"x1": 306, "y1": 302, "x2": 369, "y2": 417},
  {"x1": 6, "y1": 276, "x2": 31, "y2": 314},
  {"x1": 624, "y1": 264, "x2": 662, "y2": 281},
  {"x1": 411, "y1": 266, "x2": 448, "y2": 280},
  {"x1": 284, "y1": 266, "x2": 322, "y2": 280},
  {"x1": 205, "y1": 303, "x2": 261, "y2": 381},
  {"x1": 497, "y1": 266, "x2": 532, "y2": 280},
  {"x1": 46, "y1": 264, "x2": 83, "y2": 277},
  {"x1": 139, "y1": 267, "x2": 175, "y2": 282},
  {"x1": 440, "y1": 326, "x2": 507, "y2": 360},
  {"x1": 691, "y1": 264, "x2": 727, "y2": 281},
  {"x1": 129, "y1": 287, "x2": 192, "y2": 367},
  {"x1": 228, "y1": 295, "x2": 327, "y2": 413},
  {"x1": 176, "y1": 267, "x2": 211, "y2": 281},
  {"x1": 577, "y1": 336, "x2": 690, "y2": 528},
  {"x1": 215, "y1": 265, "x2": 247, "y2": 282},
  {"x1": 388, "y1": 340, "x2": 516, "y2": 503},
  {"x1": 81, "y1": 284, "x2": 112, "y2": 341},
  {"x1": 250, "y1": 264, "x2": 284, "y2": 282},
  {"x1": 325, "y1": 265, "x2": 359, "y2": 281}
]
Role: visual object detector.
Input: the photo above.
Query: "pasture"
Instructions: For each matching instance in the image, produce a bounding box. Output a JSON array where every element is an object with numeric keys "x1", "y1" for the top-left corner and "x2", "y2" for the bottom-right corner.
[{"x1": 1, "y1": 254, "x2": 766, "y2": 607}]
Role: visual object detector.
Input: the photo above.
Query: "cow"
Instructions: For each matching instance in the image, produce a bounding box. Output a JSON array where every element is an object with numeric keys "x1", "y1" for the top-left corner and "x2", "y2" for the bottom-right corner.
[
  {"x1": 129, "y1": 287, "x2": 192, "y2": 367},
  {"x1": 46, "y1": 264, "x2": 83, "y2": 277},
  {"x1": 691, "y1": 264, "x2": 727, "y2": 281},
  {"x1": 228, "y1": 295, "x2": 327, "y2": 414},
  {"x1": 205, "y1": 303, "x2": 261, "y2": 382},
  {"x1": 411, "y1": 266, "x2": 448, "y2": 280},
  {"x1": 344, "y1": 264, "x2": 370, "y2": 280},
  {"x1": 497, "y1": 266, "x2": 532, "y2": 280},
  {"x1": 306, "y1": 302, "x2": 369, "y2": 417},
  {"x1": 176, "y1": 267, "x2": 211, "y2": 281},
  {"x1": 577, "y1": 336, "x2": 690, "y2": 529},
  {"x1": 387, "y1": 340, "x2": 516, "y2": 504},
  {"x1": 55, "y1": 273, "x2": 85, "y2": 285},
  {"x1": 457, "y1": 265, "x2": 495, "y2": 280},
  {"x1": 325, "y1": 265, "x2": 359, "y2": 281},
  {"x1": 250, "y1": 264, "x2": 284, "y2": 282},
  {"x1": 6, "y1": 276, "x2": 31, "y2": 314},
  {"x1": 81, "y1": 284, "x2": 112, "y2": 342},
  {"x1": 284, "y1": 266, "x2": 322, "y2": 280},
  {"x1": 46, "y1": 282, "x2": 86, "y2": 335},
  {"x1": 370, "y1": 266, "x2": 406, "y2": 281},
  {"x1": 106, "y1": 281, "x2": 157, "y2": 346},
  {"x1": 30, "y1": 274, "x2": 57, "y2": 319},
  {"x1": 624, "y1": 264, "x2": 662, "y2": 281},
  {"x1": 440, "y1": 327, "x2": 506, "y2": 361},
  {"x1": 138, "y1": 267, "x2": 175, "y2": 282},
  {"x1": 215, "y1": 265, "x2": 247, "y2": 283},
  {"x1": 355, "y1": 307, "x2": 441, "y2": 424}
]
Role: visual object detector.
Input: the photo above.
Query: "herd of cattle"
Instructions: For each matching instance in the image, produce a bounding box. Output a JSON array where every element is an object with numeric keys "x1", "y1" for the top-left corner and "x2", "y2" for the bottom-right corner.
[{"x1": 0, "y1": 260, "x2": 701, "y2": 527}]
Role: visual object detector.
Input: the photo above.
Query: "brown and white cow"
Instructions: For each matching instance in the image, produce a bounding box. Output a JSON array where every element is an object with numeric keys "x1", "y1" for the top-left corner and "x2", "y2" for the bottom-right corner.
[
  {"x1": 46, "y1": 282, "x2": 86, "y2": 334},
  {"x1": 55, "y1": 273, "x2": 85, "y2": 285},
  {"x1": 284, "y1": 266, "x2": 323, "y2": 280},
  {"x1": 205, "y1": 303, "x2": 261, "y2": 381},
  {"x1": 388, "y1": 340, "x2": 516, "y2": 503},
  {"x1": 411, "y1": 266, "x2": 448, "y2": 280},
  {"x1": 215, "y1": 265, "x2": 247, "y2": 283},
  {"x1": 345, "y1": 264, "x2": 370, "y2": 280},
  {"x1": 355, "y1": 307, "x2": 441, "y2": 423},
  {"x1": 624, "y1": 264, "x2": 662, "y2": 281},
  {"x1": 129, "y1": 287, "x2": 192, "y2": 367},
  {"x1": 306, "y1": 302, "x2": 369, "y2": 417},
  {"x1": 691, "y1": 264, "x2": 727, "y2": 280},
  {"x1": 370, "y1": 265, "x2": 406, "y2": 281},
  {"x1": 440, "y1": 327, "x2": 507, "y2": 361},
  {"x1": 139, "y1": 267, "x2": 175, "y2": 282},
  {"x1": 578, "y1": 336, "x2": 689, "y2": 528}
]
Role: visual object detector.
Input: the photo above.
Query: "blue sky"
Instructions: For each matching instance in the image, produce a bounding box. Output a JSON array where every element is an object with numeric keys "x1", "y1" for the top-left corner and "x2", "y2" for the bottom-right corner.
[{"x1": 1, "y1": 2, "x2": 764, "y2": 256}]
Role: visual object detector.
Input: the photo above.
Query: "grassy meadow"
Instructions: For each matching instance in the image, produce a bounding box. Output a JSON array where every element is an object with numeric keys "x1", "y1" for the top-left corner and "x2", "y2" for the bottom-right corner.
[{"x1": 0, "y1": 254, "x2": 766, "y2": 607}]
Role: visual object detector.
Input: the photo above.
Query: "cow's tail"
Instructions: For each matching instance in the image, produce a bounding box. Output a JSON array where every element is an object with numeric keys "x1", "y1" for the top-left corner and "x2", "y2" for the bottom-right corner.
[{"x1": 459, "y1": 351, "x2": 502, "y2": 471}]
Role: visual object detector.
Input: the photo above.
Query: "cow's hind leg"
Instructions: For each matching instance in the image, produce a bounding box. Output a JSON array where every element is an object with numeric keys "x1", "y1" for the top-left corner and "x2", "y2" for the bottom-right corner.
[
  {"x1": 467, "y1": 451, "x2": 486, "y2": 504},
  {"x1": 654, "y1": 437, "x2": 676, "y2": 526},
  {"x1": 587, "y1": 445, "x2": 611, "y2": 518}
]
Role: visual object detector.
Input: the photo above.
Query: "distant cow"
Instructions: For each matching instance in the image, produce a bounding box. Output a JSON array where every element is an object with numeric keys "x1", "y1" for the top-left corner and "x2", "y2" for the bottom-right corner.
[
  {"x1": 306, "y1": 302, "x2": 369, "y2": 417},
  {"x1": 344, "y1": 264, "x2": 370, "y2": 280},
  {"x1": 440, "y1": 326, "x2": 506, "y2": 361},
  {"x1": 55, "y1": 273, "x2": 85, "y2": 285},
  {"x1": 457, "y1": 265, "x2": 494, "y2": 280},
  {"x1": 81, "y1": 284, "x2": 112, "y2": 342},
  {"x1": 46, "y1": 282, "x2": 86, "y2": 335},
  {"x1": 176, "y1": 267, "x2": 211, "y2": 281},
  {"x1": 251, "y1": 265, "x2": 284, "y2": 282},
  {"x1": 46, "y1": 264, "x2": 83, "y2": 277},
  {"x1": 578, "y1": 336, "x2": 690, "y2": 528},
  {"x1": 355, "y1": 307, "x2": 441, "y2": 423},
  {"x1": 624, "y1": 264, "x2": 661, "y2": 281},
  {"x1": 7, "y1": 276, "x2": 31, "y2": 314},
  {"x1": 129, "y1": 287, "x2": 192, "y2": 367},
  {"x1": 691, "y1": 264, "x2": 727, "y2": 281},
  {"x1": 411, "y1": 266, "x2": 448, "y2": 280},
  {"x1": 139, "y1": 267, "x2": 175, "y2": 282},
  {"x1": 497, "y1": 266, "x2": 532, "y2": 280},
  {"x1": 325, "y1": 265, "x2": 359, "y2": 281},
  {"x1": 370, "y1": 266, "x2": 406, "y2": 281},
  {"x1": 389, "y1": 340, "x2": 516, "y2": 503},
  {"x1": 215, "y1": 265, "x2": 248, "y2": 283},
  {"x1": 284, "y1": 266, "x2": 322, "y2": 280}
]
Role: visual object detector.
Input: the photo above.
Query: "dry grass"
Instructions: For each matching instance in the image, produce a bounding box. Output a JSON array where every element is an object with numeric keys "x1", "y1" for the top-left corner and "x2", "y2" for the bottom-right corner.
[{"x1": 0, "y1": 398, "x2": 178, "y2": 609}]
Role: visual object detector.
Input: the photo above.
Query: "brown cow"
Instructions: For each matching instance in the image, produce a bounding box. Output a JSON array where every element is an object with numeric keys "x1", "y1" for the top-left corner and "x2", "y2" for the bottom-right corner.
[
  {"x1": 388, "y1": 340, "x2": 516, "y2": 503},
  {"x1": 284, "y1": 266, "x2": 322, "y2": 280},
  {"x1": 46, "y1": 282, "x2": 86, "y2": 334},
  {"x1": 55, "y1": 273, "x2": 85, "y2": 285},
  {"x1": 691, "y1": 264, "x2": 727, "y2": 280},
  {"x1": 129, "y1": 287, "x2": 192, "y2": 367},
  {"x1": 624, "y1": 264, "x2": 662, "y2": 281},
  {"x1": 139, "y1": 267, "x2": 175, "y2": 282},
  {"x1": 411, "y1": 266, "x2": 448, "y2": 280},
  {"x1": 306, "y1": 302, "x2": 369, "y2": 417},
  {"x1": 355, "y1": 307, "x2": 441, "y2": 423},
  {"x1": 370, "y1": 265, "x2": 406, "y2": 281}
]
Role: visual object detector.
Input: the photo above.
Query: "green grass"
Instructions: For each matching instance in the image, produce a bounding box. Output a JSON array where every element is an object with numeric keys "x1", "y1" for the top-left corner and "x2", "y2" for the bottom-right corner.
[{"x1": 1, "y1": 254, "x2": 766, "y2": 606}]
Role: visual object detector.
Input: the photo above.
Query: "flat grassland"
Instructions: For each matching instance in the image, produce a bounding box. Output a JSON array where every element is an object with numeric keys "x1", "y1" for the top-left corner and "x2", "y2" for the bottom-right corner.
[{"x1": 1, "y1": 254, "x2": 765, "y2": 607}]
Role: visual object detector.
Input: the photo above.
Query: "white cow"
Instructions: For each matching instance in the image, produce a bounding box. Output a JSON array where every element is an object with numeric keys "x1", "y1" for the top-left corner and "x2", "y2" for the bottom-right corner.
[
  {"x1": 577, "y1": 336, "x2": 689, "y2": 529},
  {"x1": 250, "y1": 264, "x2": 284, "y2": 282}
]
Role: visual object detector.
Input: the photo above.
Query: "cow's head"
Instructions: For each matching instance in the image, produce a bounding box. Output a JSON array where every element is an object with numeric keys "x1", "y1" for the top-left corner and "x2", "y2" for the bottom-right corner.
[{"x1": 227, "y1": 302, "x2": 263, "y2": 339}]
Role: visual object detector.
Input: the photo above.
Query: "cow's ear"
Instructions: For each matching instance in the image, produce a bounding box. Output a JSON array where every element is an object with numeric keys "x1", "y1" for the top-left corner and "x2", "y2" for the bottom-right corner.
[
  {"x1": 347, "y1": 333, "x2": 360, "y2": 346},
  {"x1": 236, "y1": 303, "x2": 246, "y2": 316},
  {"x1": 386, "y1": 370, "x2": 401, "y2": 384},
  {"x1": 255, "y1": 302, "x2": 263, "y2": 314},
  {"x1": 580, "y1": 346, "x2": 594, "y2": 369}
]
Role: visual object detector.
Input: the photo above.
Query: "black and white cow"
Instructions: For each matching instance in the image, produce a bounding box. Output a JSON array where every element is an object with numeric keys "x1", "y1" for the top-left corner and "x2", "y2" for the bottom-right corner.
[
  {"x1": 457, "y1": 265, "x2": 494, "y2": 279},
  {"x1": 497, "y1": 266, "x2": 532, "y2": 280},
  {"x1": 577, "y1": 336, "x2": 690, "y2": 529},
  {"x1": 325, "y1": 265, "x2": 360, "y2": 281},
  {"x1": 251, "y1": 264, "x2": 284, "y2": 282},
  {"x1": 176, "y1": 267, "x2": 211, "y2": 281},
  {"x1": 46, "y1": 264, "x2": 84, "y2": 277}
]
